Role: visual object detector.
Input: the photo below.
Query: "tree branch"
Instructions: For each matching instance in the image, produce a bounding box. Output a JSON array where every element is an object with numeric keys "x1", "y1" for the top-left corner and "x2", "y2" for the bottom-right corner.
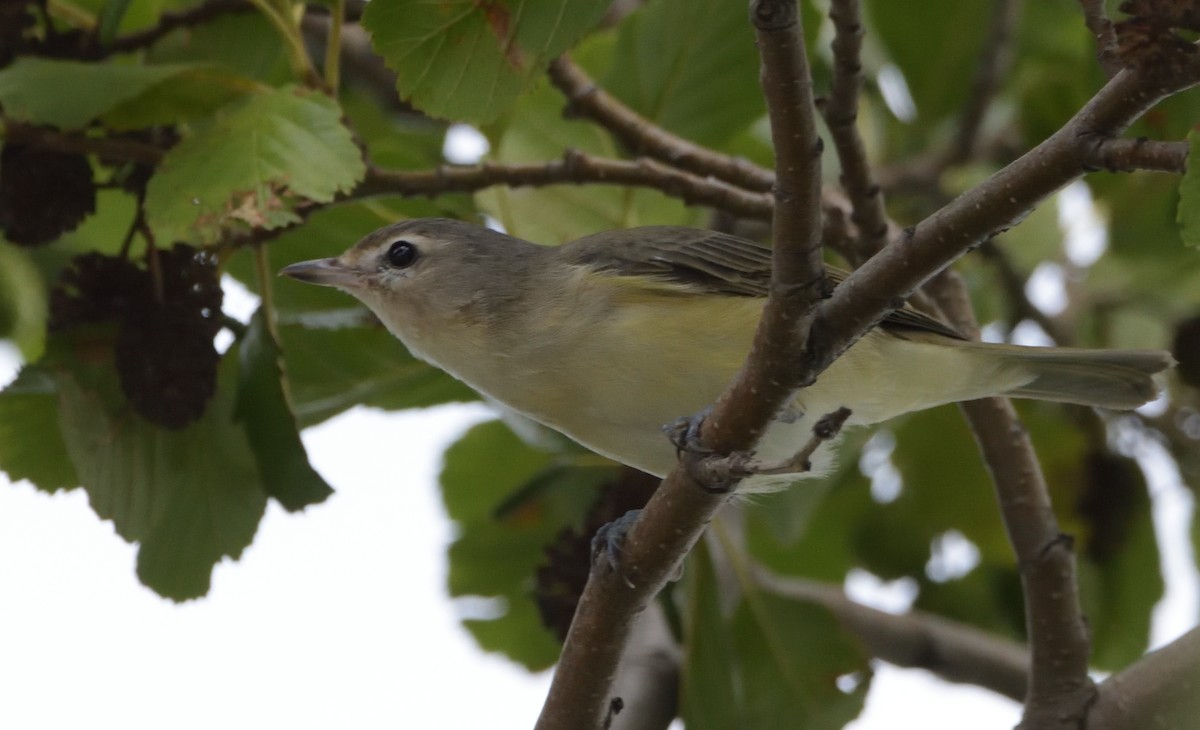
[
  {"x1": 535, "y1": 2, "x2": 824, "y2": 727},
  {"x1": 1076, "y1": 0, "x2": 1123, "y2": 77},
  {"x1": 1088, "y1": 627, "x2": 1200, "y2": 730},
  {"x1": 819, "y1": 0, "x2": 889, "y2": 263},
  {"x1": 1, "y1": 121, "x2": 165, "y2": 165},
  {"x1": 546, "y1": 55, "x2": 776, "y2": 193},
  {"x1": 756, "y1": 570, "x2": 1029, "y2": 701},
  {"x1": 1085, "y1": 137, "x2": 1189, "y2": 173},
  {"x1": 359, "y1": 153, "x2": 774, "y2": 219}
]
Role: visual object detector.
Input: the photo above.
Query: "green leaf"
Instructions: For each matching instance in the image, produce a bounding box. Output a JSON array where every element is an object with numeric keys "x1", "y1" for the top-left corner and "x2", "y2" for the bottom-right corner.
[
  {"x1": 680, "y1": 541, "x2": 741, "y2": 730},
  {"x1": 55, "y1": 347, "x2": 267, "y2": 601},
  {"x1": 0, "y1": 367, "x2": 79, "y2": 492},
  {"x1": 235, "y1": 308, "x2": 334, "y2": 511},
  {"x1": 362, "y1": 0, "x2": 610, "y2": 124},
  {"x1": 146, "y1": 9, "x2": 290, "y2": 84},
  {"x1": 440, "y1": 419, "x2": 606, "y2": 669},
  {"x1": 0, "y1": 58, "x2": 228, "y2": 129},
  {"x1": 1178, "y1": 130, "x2": 1200, "y2": 248},
  {"x1": 0, "y1": 243, "x2": 47, "y2": 359},
  {"x1": 744, "y1": 445, "x2": 875, "y2": 582},
  {"x1": 102, "y1": 66, "x2": 261, "y2": 130},
  {"x1": 864, "y1": 0, "x2": 992, "y2": 127},
  {"x1": 604, "y1": 0, "x2": 764, "y2": 147},
  {"x1": 1076, "y1": 452, "x2": 1162, "y2": 670},
  {"x1": 97, "y1": 0, "x2": 135, "y2": 45},
  {"x1": 278, "y1": 321, "x2": 478, "y2": 428},
  {"x1": 728, "y1": 586, "x2": 870, "y2": 729},
  {"x1": 145, "y1": 86, "x2": 365, "y2": 244}
]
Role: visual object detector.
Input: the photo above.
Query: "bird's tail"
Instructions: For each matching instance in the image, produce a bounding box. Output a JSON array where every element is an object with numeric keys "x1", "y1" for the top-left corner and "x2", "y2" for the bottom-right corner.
[{"x1": 981, "y1": 344, "x2": 1174, "y2": 410}]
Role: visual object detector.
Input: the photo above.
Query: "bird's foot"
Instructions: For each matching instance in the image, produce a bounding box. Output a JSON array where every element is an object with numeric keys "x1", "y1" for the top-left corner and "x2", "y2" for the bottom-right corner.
[{"x1": 591, "y1": 509, "x2": 643, "y2": 586}]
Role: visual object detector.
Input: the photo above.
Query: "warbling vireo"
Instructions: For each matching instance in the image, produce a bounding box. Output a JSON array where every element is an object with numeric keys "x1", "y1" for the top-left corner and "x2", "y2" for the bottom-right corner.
[{"x1": 281, "y1": 218, "x2": 1172, "y2": 491}]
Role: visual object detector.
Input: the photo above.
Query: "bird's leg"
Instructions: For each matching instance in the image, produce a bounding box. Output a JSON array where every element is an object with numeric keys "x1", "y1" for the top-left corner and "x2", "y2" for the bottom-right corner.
[
  {"x1": 591, "y1": 509, "x2": 642, "y2": 587},
  {"x1": 744, "y1": 406, "x2": 852, "y2": 475},
  {"x1": 664, "y1": 407, "x2": 757, "y2": 493},
  {"x1": 663, "y1": 406, "x2": 715, "y2": 456}
]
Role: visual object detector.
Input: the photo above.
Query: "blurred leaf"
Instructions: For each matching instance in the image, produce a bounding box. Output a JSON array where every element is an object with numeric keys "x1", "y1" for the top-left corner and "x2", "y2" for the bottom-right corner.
[
  {"x1": 277, "y1": 321, "x2": 477, "y2": 428},
  {"x1": 0, "y1": 367, "x2": 79, "y2": 492},
  {"x1": 744, "y1": 429, "x2": 874, "y2": 555},
  {"x1": 235, "y1": 308, "x2": 333, "y2": 511},
  {"x1": 362, "y1": 0, "x2": 610, "y2": 124},
  {"x1": 441, "y1": 419, "x2": 603, "y2": 669},
  {"x1": 998, "y1": 192, "x2": 1065, "y2": 274},
  {"x1": 855, "y1": 406, "x2": 1001, "y2": 580},
  {"x1": 0, "y1": 242, "x2": 47, "y2": 359},
  {"x1": 914, "y1": 565, "x2": 1025, "y2": 641},
  {"x1": 338, "y1": 87, "x2": 449, "y2": 171},
  {"x1": 1178, "y1": 129, "x2": 1200, "y2": 249},
  {"x1": 729, "y1": 585, "x2": 870, "y2": 729},
  {"x1": 97, "y1": 0, "x2": 135, "y2": 44},
  {"x1": 747, "y1": 474, "x2": 875, "y2": 583},
  {"x1": 146, "y1": 10, "x2": 290, "y2": 84},
  {"x1": 604, "y1": 0, "x2": 764, "y2": 147},
  {"x1": 680, "y1": 540, "x2": 741, "y2": 730},
  {"x1": 863, "y1": 0, "x2": 991, "y2": 127},
  {"x1": 54, "y1": 344, "x2": 267, "y2": 601},
  {"x1": 0, "y1": 58, "x2": 239, "y2": 129},
  {"x1": 1076, "y1": 451, "x2": 1162, "y2": 670},
  {"x1": 476, "y1": 83, "x2": 699, "y2": 243},
  {"x1": 102, "y1": 67, "x2": 261, "y2": 129},
  {"x1": 1011, "y1": 2, "x2": 1098, "y2": 145},
  {"x1": 145, "y1": 86, "x2": 365, "y2": 244}
]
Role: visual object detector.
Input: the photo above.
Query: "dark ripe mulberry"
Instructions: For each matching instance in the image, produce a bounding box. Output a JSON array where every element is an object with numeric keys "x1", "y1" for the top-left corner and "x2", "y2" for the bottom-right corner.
[
  {"x1": 49, "y1": 253, "x2": 148, "y2": 331},
  {"x1": 116, "y1": 307, "x2": 220, "y2": 430},
  {"x1": 0, "y1": 142, "x2": 97, "y2": 247},
  {"x1": 50, "y1": 244, "x2": 224, "y2": 429}
]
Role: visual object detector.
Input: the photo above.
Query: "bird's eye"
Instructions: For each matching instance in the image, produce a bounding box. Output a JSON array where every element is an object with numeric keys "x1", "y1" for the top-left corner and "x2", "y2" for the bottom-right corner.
[{"x1": 385, "y1": 240, "x2": 419, "y2": 268}]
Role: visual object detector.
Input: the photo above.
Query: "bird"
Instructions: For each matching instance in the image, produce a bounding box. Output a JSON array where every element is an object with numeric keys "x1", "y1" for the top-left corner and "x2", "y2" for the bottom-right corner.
[{"x1": 280, "y1": 218, "x2": 1172, "y2": 492}]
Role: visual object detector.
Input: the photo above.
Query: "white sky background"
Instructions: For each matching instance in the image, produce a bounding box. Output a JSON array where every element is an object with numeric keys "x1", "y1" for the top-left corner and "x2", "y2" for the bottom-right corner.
[{"x1": 1, "y1": 129, "x2": 1195, "y2": 728}]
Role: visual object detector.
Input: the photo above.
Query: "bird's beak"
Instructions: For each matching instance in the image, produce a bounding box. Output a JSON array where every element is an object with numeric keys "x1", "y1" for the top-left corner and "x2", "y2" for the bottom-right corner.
[{"x1": 279, "y1": 258, "x2": 361, "y2": 288}]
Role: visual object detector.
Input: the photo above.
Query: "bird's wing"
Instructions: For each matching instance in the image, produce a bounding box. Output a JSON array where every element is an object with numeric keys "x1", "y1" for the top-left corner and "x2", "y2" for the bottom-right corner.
[{"x1": 562, "y1": 226, "x2": 966, "y2": 340}]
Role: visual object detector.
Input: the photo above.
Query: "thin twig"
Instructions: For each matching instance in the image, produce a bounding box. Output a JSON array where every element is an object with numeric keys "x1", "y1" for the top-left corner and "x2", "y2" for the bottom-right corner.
[
  {"x1": 323, "y1": 0, "x2": 345, "y2": 96},
  {"x1": 950, "y1": 0, "x2": 1022, "y2": 164},
  {"x1": 820, "y1": 0, "x2": 889, "y2": 263},
  {"x1": 1076, "y1": 0, "x2": 1123, "y2": 77},
  {"x1": 756, "y1": 570, "x2": 1029, "y2": 701},
  {"x1": 547, "y1": 56, "x2": 776, "y2": 193},
  {"x1": 359, "y1": 153, "x2": 774, "y2": 219},
  {"x1": 1086, "y1": 137, "x2": 1189, "y2": 173}
]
